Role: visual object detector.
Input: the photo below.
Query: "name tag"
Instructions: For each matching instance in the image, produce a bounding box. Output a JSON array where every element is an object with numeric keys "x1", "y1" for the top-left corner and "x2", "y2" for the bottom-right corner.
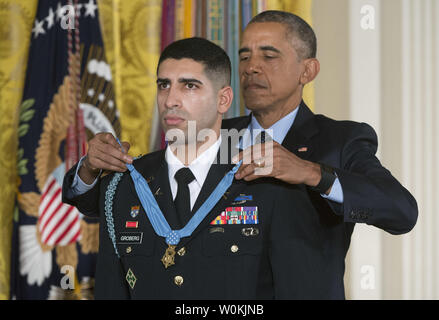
[{"x1": 117, "y1": 232, "x2": 143, "y2": 244}]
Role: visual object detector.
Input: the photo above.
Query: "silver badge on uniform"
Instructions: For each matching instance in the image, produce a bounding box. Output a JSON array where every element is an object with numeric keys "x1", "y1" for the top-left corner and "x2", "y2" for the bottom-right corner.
[
  {"x1": 241, "y1": 227, "x2": 259, "y2": 237},
  {"x1": 209, "y1": 227, "x2": 225, "y2": 234}
]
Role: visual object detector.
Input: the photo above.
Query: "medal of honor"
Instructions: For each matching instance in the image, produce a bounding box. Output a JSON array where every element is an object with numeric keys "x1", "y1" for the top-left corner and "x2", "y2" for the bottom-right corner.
[
  {"x1": 115, "y1": 138, "x2": 242, "y2": 269},
  {"x1": 161, "y1": 244, "x2": 176, "y2": 268}
]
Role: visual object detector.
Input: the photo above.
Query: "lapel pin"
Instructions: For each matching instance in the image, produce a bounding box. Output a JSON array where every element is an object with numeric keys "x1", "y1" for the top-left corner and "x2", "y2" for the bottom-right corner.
[
  {"x1": 241, "y1": 227, "x2": 260, "y2": 237},
  {"x1": 298, "y1": 147, "x2": 308, "y2": 152},
  {"x1": 154, "y1": 187, "x2": 162, "y2": 196}
]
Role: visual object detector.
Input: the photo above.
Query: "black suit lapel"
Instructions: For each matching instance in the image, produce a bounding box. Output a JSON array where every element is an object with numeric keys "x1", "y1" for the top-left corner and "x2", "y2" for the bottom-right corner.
[
  {"x1": 281, "y1": 101, "x2": 319, "y2": 160},
  {"x1": 222, "y1": 102, "x2": 319, "y2": 161},
  {"x1": 222, "y1": 115, "x2": 251, "y2": 132},
  {"x1": 234, "y1": 115, "x2": 252, "y2": 131}
]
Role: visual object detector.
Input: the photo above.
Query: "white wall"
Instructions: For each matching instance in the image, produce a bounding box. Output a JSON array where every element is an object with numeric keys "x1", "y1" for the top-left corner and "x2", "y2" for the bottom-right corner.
[{"x1": 313, "y1": 0, "x2": 439, "y2": 299}]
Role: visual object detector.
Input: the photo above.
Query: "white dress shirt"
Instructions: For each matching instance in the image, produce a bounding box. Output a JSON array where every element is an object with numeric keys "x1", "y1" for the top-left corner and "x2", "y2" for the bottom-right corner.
[
  {"x1": 238, "y1": 106, "x2": 344, "y2": 203},
  {"x1": 68, "y1": 156, "x2": 100, "y2": 199},
  {"x1": 166, "y1": 136, "x2": 222, "y2": 210},
  {"x1": 239, "y1": 106, "x2": 300, "y2": 150}
]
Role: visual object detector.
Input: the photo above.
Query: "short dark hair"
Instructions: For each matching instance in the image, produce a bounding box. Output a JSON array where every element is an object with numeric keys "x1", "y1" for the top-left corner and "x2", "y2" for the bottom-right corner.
[
  {"x1": 157, "y1": 37, "x2": 231, "y2": 88},
  {"x1": 249, "y1": 10, "x2": 317, "y2": 60}
]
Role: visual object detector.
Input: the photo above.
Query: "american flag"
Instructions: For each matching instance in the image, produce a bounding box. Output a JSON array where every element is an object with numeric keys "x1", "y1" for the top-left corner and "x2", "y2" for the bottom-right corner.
[
  {"x1": 38, "y1": 175, "x2": 81, "y2": 246},
  {"x1": 11, "y1": 0, "x2": 121, "y2": 299}
]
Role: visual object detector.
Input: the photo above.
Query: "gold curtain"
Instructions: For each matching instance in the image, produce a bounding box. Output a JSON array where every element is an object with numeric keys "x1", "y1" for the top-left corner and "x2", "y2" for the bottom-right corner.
[
  {"x1": 0, "y1": 0, "x2": 38, "y2": 300},
  {"x1": 266, "y1": 0, "x2": 314, "y2": 111},
  {"x1": 97, "y1": 0, "x2": 162, "y2": 157},
  {"x1": 0, "y1": 0, "x2": 163, "y2": 300}
]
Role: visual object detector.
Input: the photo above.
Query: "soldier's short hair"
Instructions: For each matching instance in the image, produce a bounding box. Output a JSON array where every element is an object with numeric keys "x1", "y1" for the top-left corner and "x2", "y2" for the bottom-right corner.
[{"x1": 157, "y1": 37, "x2": 231, "y2": 88}]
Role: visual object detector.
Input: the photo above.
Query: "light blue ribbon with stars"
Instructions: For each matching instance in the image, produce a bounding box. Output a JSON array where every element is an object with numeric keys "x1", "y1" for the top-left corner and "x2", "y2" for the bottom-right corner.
[{"x1": 116, "y1": 138, "x2": 242, "y2": 246}]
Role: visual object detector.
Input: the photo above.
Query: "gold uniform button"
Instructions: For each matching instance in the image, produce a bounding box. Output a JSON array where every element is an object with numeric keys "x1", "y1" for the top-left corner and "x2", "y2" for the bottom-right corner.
[
  {"x1": 174, "y1": 275, "x2": 184, "y2": 286},
  {"x1": 231, "y1": 244, "x2": 239, "y2": 253},
  {"x1": 126, "y1": 246, "x2": 132, "y2": 254},
  {"x1": 177, "y1": 247, "x2": 186, "y2": 256}
]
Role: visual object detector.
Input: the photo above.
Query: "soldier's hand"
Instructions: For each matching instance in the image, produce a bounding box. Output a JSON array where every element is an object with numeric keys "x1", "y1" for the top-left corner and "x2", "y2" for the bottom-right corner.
[{"x1": 79, "y1": 132, "x2": 133, "y2": 184}]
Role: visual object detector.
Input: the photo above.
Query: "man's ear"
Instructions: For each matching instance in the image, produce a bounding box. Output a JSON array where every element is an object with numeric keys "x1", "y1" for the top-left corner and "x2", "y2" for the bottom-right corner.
[
  {"x1": 217, "y1": 85, "x2": 233, "y2": 115},
  {"x1": 300, "y1": 58, "x2": 320, "y2": 85}
]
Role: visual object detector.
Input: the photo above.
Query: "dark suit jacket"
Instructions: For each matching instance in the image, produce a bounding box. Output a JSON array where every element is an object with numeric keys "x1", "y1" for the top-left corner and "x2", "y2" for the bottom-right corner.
[
  {"x1": 222, "y1": 101, "x2": 418, "y2": 235},
  {"x1": 63, "y1": 141, "x2": 337, "y2": 299}
]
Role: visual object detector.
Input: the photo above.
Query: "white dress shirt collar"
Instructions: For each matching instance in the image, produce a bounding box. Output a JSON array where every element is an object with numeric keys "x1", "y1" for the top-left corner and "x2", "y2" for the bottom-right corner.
[
  {"x1": 166, "y1": 136, "x2": 222, "y2": 199},
  {"x1": 239, "y1": 106, "x2": 300, "y2": 150}
]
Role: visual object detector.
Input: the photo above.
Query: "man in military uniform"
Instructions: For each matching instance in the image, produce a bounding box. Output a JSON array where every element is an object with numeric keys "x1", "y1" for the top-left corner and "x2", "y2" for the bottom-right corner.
[{"x1": 63, "y1": 37, "x2": 330, "y2": 299}]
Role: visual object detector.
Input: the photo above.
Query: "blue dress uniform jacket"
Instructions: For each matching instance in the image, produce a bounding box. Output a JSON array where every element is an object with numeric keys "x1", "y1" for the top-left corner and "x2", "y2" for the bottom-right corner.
[{"x1": 63, "y1": 143, "x2": 334, "y2": 299}]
